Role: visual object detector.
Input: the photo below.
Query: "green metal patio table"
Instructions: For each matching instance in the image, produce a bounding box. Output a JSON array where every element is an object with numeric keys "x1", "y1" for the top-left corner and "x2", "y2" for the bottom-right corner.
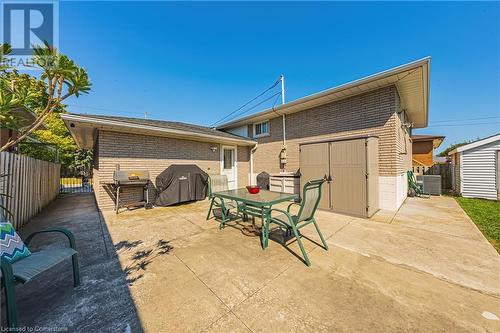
[{"x1": 210, "y1": 189, "x2": 298, "y2": 248}]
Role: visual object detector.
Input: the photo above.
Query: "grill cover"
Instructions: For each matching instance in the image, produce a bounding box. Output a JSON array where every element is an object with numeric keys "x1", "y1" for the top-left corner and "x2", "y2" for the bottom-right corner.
[{"x1": 154, "y1": 165, "x2": 209, "y2": 206}]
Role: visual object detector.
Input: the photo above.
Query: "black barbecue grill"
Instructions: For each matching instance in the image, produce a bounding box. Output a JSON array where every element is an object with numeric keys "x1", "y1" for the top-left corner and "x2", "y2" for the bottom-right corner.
[{"x1": 113, "y1": 170, "x2": 150, "y2": 213}]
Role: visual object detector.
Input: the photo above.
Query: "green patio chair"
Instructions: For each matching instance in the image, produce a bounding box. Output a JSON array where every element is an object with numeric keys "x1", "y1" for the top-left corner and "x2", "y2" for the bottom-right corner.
[
  {"x1": 264, "y1": 179, "x2": 328, "y2": 266},
  {"x1": 0, "y1": 228, "x2": 80, "y2": 328},
  {"x1": 206, "y1": 175, "x2": 243, "y2": 228},
  {"x1": 407, "y1": 170, "x2": 429, "y2": 198}
]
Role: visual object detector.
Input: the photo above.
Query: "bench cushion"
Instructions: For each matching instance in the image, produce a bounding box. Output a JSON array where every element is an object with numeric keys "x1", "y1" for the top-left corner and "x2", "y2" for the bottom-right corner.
[
  {"x1": 11, "y1": 248, "x2": 76, "y2": 283},
  {"x1": 0, "y1": 222, "x2": 31, "y2": 263}
]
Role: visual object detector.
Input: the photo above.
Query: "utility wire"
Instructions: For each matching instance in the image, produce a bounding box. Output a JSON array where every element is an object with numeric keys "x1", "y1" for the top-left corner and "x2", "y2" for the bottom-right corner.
[
  {"x1": 221, "y1": 92, "x2": 283, "y2": 125},
  {"x1": 210, "y1": 78, "x2": 282, "y2": 127},
  {"x1": 429, "y1": 116, "x2": 500, "y2": 123},
  {"x1": 271, "y1": 91, "x2": 285, "y2": 117},
  {"x1": 426, "y1": 121, "x2": 500, "y2": 128}
]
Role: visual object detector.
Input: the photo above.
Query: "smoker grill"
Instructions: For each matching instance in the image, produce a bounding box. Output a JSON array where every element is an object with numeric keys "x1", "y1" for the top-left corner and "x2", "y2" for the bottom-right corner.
[{"x1": 113, "y1": 170, "x2": 150, "y2": 213}]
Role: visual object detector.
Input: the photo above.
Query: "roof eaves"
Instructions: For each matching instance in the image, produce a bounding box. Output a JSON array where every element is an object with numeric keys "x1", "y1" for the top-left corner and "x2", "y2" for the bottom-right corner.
[
  {"x1": 217, "y1": 57, "x2": 431, "y2": 129},
  {"x1": 62, "y1": 114, "x2": 256, "y2": 145},
  {"x1": 454, "y1": 133, "x2": 500, "y2": 154}
]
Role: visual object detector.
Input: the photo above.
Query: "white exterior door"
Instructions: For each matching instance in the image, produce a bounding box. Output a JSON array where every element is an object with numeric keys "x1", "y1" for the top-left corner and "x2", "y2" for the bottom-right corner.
[{"x1": 221, "y1": 146, "x2": 237, "y2": 190}]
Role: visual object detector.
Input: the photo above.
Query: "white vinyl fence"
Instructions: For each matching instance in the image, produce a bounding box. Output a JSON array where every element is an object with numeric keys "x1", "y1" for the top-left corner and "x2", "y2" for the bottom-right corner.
[{"x1": 0, "y1": 152, "x2": 60, "y2": 229}]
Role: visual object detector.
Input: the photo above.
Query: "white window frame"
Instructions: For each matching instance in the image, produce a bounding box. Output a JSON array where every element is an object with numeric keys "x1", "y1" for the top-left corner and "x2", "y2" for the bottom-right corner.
[{"x1": 253, "y1": 120, "x2": 270, "y2": 138}]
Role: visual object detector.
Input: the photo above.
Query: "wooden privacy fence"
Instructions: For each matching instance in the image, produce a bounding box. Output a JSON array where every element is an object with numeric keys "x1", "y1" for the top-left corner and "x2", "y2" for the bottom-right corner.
[
  {"x1": 0, "y1": 152, "x2": 60, "y2": 229},
  {"x1": 412, "y1": 163, "x2": 453, "y2": 190}
]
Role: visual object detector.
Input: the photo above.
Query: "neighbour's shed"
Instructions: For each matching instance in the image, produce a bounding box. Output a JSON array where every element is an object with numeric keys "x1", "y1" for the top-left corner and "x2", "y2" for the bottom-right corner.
[
  {"x1": 449, "y1": 133, "x2": 500, "y2": 200},
  {"x1": 411, "y1": 134, "x2": 445, "y2": 174}
]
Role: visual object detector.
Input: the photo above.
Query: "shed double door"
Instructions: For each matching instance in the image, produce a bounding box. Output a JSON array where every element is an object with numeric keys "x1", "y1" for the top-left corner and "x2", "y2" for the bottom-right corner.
[{"x1": 300, "y1": 137, "x2": 379, "y2": 217}]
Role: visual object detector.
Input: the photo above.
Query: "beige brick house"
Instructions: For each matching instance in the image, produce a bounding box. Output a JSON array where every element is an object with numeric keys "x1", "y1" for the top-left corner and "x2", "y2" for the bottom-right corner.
[
  {"x1": 63, "y1": 57, "x2": 430, "y2": 212},
  {"x1": 218, "y1": 58, "x2": 429, "y2": 210}
]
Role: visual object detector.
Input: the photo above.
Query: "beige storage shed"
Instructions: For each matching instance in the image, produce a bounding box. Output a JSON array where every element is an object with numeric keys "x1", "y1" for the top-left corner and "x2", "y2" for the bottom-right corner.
[{"x1": 299, "y1": 136, "x2": 379, "y2": 217}]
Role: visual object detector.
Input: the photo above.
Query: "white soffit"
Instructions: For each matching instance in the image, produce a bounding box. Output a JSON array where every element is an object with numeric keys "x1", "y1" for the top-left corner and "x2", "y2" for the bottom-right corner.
[
  {"x1": 218, "y1": 58, "x2": 430, "y2": 129},
  {"x1": 61, "y1": 115, "x2": 256, "y2": 149}
]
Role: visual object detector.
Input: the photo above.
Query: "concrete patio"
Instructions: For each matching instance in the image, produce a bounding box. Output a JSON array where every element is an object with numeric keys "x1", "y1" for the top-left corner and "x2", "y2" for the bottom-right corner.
[{"x1": 4, "y1": 193, "x2": 500, "y2": 332}]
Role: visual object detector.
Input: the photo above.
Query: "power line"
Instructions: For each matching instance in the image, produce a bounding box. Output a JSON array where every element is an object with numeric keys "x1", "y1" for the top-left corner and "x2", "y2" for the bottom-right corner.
[
  {"x1": 429, "y1": 116, "x2": 500, "y2": 123},
  {"x1": 221, "y1": 92, "x2": 283, "y2": 125},
  {"x1": 210, "y1": 78, "x2": 282, "y2": 127},
  {"x1": 426, "y1": 121, "x2": 500, "y2": 128}
]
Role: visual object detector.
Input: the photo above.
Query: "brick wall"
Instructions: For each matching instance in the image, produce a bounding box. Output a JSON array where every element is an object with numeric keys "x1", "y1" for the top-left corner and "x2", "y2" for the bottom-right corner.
[
  {"x1": 251, "y1": 85, "x2": 401, "y2": 176},
  {"x1": 394, "y1": 101, "x2": 413, "y2": 174},
  {"x1": 237, "y1": 146, "x2": 250, "y2": 187},
  {"x1": 95, "y1": 131, "x2": 249, "y2": 210}
]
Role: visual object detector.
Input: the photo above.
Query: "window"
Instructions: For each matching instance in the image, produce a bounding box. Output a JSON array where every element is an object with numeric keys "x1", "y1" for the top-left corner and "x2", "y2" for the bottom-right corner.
[
  {"x1": 253, "y1": 120, "x2": 269, "y2": 138},
  {"x1": 223, "y1": 149, "x2": 233, "y2": 169}
]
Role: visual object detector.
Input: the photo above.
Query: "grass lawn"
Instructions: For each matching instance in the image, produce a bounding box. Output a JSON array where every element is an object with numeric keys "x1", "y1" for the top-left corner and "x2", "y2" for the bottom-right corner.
[{"x1": 455, "y1": 197, "x2": 500, "y2": 253}]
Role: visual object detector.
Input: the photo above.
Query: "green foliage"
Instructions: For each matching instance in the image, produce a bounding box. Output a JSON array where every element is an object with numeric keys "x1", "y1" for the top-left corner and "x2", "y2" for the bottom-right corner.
[
  {"x1": 0, "y1": 41, "x2": 91, "y2": 153},
  {"x1": 19, "y1": 111, "x2": 92, "y2": 172},
  {"x1": 0, "y1": 71, "x2": 49, "y2": 129},
  {"x1": 455, "y1": 197, "x2": 500, "y2": 253},
  {"x1": 437, "y1": 141, "x2": 470, "y2": 157},
  {"x1": 0, "y1": 42, "x2": 92, "y2": 172}
]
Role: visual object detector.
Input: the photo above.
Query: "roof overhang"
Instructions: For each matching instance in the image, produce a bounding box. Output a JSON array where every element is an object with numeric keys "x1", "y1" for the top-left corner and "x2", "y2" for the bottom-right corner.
[
  {"x1": 61, "y1": 114, "x2": 256, "y2": 149},
  {"x1": 411, "y1": 135, "x2": 445, "y2": 148},
  {"x1": 448, "y1": 133, "x2": 500, "y2": 155},
  {"x1": 217, "y1": 57, "x2": 430, "y2": 129}
]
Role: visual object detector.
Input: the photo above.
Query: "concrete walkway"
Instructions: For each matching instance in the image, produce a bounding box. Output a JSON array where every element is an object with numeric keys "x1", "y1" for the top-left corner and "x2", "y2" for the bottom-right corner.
[{"x1": 5, "y1": 194, "x2": 500, "y2": 332}]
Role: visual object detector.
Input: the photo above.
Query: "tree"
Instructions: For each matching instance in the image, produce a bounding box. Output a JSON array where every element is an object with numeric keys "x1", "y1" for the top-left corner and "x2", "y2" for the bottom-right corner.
[
  {"x1": 438, "y1": 141, "x2": 470, "y2": 157},
  {"x1": 0, "y1": 41, "x2": 91, "y2": 152}
]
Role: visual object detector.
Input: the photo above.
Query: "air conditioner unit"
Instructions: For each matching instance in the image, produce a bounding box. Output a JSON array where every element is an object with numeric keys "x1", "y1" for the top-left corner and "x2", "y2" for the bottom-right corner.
[{"x1": 416, "y1": 175, "x2": 442, "y2": 195}]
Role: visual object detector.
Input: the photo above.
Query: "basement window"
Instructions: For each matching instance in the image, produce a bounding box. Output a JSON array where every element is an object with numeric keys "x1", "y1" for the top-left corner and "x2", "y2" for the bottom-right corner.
[{"x1": 253, "y1": 120, "x2": 270, "y2": 138}]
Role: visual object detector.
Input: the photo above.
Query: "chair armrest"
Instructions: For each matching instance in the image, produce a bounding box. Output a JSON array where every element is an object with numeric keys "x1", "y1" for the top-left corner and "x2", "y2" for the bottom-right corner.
[
  {"x1": 269, "y1": 208, "x2": 293, "y2": 220},
  {"x1": 287, "y1": 202, "x2": 301, "y2": 213},
  {"x1": 24, "y1": 228, "x2": 77, "y2": 251}
]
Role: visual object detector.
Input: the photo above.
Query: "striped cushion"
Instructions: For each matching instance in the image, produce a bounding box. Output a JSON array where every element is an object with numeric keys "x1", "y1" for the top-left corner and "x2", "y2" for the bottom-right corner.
[{"x1": 0, "y1": 222, "x2": 31, "y2": 263}]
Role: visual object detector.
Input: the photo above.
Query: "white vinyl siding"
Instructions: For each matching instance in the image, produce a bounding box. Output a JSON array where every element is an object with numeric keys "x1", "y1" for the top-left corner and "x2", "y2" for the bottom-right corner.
[
  {"x1": 461, "y1": 140, "x2": 500, "y2": 200},
  {"x1": 226, "y1": 125, "x2": 248, "y2": 138}
]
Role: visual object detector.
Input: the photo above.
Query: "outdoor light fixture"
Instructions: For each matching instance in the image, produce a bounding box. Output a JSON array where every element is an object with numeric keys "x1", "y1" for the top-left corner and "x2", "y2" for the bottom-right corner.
[{"x1": 210, "y1": 146, "x2": 218, "y2": 152}]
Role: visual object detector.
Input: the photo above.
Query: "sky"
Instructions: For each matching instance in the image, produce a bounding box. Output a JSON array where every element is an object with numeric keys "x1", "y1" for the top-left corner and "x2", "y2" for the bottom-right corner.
[{"x1": 54, "y1": 1, "x2": 500, "y2": 153}]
